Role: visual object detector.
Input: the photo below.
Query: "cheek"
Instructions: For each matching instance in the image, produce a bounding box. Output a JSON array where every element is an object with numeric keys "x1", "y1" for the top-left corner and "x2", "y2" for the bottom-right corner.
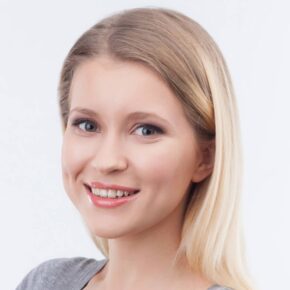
[
  {"x1": 131, "y1": 140, "x2": 196, "y2": 189},
  {"x1": 61, "y1": 134, "x2": 91, "y2": 196},
  {"x1": 61, "y1": 134, "x2": 90, "y2": 174},
  {"x1": 125, "y1": 140, "x2": 196, "y2": 233},
  {"x1": 61, "y1": 136, "x2": 74, "y2": 197}
]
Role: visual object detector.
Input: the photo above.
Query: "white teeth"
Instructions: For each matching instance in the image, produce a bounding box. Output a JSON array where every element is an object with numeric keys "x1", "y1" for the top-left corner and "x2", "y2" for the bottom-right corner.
[
  {"x1": 91, "y1": 188, "x2": 134, "y2": 198},
  {"x1": 108, "y1": 189, "x2": 117, "y2": 198},
  {"x1": 116, "y1": 190, "x2": 124, "y2": 197},
  {"x1": 100, "y1": 189, "x2": 107, "y2": 197}
]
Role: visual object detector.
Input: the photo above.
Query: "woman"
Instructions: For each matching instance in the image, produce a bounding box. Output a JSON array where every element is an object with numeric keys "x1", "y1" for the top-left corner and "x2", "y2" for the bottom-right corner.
[{"x1": 16, "y1": 7, "x2": 255, "y2": 290}]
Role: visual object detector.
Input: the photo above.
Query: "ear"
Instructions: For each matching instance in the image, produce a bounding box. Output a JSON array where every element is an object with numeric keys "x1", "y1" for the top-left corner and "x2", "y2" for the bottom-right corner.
[{"x1": 191, "y1": 139, "x2": 215, "y2": 183}]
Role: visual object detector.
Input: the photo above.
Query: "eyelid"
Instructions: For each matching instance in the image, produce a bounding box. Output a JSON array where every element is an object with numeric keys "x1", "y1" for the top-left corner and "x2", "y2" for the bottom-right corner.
[{"x1": 71, "y1": 117, "x2": 95, "y2": 125}]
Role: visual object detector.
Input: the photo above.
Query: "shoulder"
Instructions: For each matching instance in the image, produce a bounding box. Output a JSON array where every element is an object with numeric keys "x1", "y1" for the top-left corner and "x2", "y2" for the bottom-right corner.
[{"x1": 16, "y1": 256, "x2": 106, "y2": 290}]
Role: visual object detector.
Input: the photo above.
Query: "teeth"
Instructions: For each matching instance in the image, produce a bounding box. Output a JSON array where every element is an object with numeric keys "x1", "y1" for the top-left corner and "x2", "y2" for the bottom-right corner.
[
  {"x1": 100, "y1": 189, "x2": 107, "y2": 197},
  {"x1": 116, "y1": 190, "x2": 124, "y2": 197},
  {"x1": 91, "y1": 188, "x2": 135, "y2": 198},
  {"x1": 108, "y1": 189, "x2": 116, "y2": 198}
]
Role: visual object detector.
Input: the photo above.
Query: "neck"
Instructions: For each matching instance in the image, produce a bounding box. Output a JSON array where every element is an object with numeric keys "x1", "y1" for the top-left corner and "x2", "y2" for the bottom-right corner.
[{"x1": 102, "y1": 206, "x2": 189, "y2": 290}]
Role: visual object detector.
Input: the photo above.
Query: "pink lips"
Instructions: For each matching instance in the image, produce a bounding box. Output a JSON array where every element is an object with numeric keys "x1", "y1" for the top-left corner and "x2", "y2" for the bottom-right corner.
[
  {"x1": 90, "y1": 181, "x2": 139, "y2": 194},
  {"x1": 85, "y1": 182, "x2": 140, "y2": 209}
]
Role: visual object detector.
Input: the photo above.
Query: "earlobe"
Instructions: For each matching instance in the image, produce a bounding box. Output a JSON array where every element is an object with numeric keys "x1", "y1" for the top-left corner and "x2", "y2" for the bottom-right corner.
[{"x1": 191, "y1": 139, "x2": 215, "y2": 183}]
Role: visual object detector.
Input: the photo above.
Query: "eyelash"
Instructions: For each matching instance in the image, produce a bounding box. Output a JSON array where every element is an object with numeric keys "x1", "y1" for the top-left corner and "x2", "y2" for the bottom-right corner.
[{"x1": 70, "y1": 118, "x2": 164, "y2": 136}]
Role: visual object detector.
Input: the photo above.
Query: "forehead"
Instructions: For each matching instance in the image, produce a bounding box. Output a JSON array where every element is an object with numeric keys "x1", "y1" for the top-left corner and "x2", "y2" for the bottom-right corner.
[{"x1": 69, "y1": 56, "x2": 189, "y2": 125}]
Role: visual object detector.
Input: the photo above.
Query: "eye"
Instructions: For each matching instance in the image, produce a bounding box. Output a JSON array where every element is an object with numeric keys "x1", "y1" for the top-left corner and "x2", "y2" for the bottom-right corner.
[
  {"x1": 71, "y1": 118, "x2": 98, "y2": 132},
  {"x1": 134, "y1": 124, "x2": 164, "y2": 136}
]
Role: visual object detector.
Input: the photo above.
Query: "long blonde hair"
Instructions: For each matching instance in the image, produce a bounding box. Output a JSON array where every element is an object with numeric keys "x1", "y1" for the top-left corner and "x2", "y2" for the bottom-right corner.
[{"x1": 58, "y1": 7, "x2": 255, "y2": 290}]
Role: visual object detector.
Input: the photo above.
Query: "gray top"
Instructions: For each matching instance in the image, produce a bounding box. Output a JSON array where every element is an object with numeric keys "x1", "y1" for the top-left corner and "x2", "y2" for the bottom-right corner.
[{"x1": 16, "y1": 257, "x2": 232, "y2": 290}]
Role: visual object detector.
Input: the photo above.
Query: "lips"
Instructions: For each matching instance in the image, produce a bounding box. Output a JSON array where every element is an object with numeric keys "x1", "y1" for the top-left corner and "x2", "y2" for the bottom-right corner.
[
  {"x1": 88, "y1": 181, "x2": 139, "y2": 194},
  {"x1": 84, "y1": 182, "x2": 140, "y2": 208}
]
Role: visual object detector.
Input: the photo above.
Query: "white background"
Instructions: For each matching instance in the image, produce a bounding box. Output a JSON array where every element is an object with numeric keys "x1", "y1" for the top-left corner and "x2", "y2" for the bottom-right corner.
[{"x1": 0, "y1": 1, "x2": 289, "y2": 289}]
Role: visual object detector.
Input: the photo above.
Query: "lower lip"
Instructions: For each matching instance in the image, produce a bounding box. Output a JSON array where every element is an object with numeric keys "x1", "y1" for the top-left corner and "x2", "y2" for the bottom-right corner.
[{"x1": 85, "y1": 187, "x2": 140, "y2": 208}]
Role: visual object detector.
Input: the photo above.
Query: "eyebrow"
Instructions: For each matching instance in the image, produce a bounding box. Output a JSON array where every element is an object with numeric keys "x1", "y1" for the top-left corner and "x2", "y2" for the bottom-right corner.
[{"x1": 69, "y1": 107, "x2": 171, "y2": 125}]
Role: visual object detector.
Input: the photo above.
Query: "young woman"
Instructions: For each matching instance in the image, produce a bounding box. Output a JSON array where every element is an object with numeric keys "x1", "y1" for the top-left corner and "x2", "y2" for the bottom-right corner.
[{"x1": 16, "y1": 7, "x2": 255, "y2": 290}]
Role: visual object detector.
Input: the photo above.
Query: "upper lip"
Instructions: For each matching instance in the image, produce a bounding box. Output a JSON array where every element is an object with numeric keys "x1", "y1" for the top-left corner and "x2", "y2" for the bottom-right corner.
[{"x1": 88, "y1": 181, "x2": 139, "y2": 193}]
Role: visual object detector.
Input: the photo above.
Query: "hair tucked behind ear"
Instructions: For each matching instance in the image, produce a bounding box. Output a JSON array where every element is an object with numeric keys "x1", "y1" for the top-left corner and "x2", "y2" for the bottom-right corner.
[{"x1": 58, "y1": 7, "x2": 255, "y2": 290}]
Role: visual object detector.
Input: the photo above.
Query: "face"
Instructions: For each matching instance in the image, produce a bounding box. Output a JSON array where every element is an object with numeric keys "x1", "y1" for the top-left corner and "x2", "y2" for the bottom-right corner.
[{"x1": 61, "y1": 56, "x2": 209, "y2": 239}]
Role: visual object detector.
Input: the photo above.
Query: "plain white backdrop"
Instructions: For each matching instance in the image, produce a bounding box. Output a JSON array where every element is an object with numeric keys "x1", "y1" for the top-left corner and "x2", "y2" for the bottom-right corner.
[{"x1": 0, "y1": 0, "x2": 289, "y2": 289}]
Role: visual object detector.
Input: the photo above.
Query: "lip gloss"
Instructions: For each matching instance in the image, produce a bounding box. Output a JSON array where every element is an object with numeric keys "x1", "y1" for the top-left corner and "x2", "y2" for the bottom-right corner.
[{"x1": 85, "y1": 186, "x2": 139, "y2": 208}]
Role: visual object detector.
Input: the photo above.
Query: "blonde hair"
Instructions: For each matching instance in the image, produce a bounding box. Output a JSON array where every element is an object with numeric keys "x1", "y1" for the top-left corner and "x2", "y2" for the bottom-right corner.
[{"x1": 58, "y1": 7, "x2": 255, "y2": 290}]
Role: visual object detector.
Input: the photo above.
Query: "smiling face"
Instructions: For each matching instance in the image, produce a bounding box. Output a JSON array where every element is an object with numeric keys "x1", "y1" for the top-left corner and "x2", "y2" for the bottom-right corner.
[{"x1": 61, "y1": 56, "x2": 209, "y2": 239}]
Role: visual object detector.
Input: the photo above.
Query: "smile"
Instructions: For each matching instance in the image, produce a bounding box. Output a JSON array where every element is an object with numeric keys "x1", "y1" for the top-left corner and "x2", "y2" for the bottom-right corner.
[
  {"x1": 86, "y1": 181, "x2": 140, "y2": 199},
  {"x1": 84, "y1": 184, "x2": 140, "y2": 208},
  {"x1": 91, "y1": 188, "x2": 139, "y2": 198}
]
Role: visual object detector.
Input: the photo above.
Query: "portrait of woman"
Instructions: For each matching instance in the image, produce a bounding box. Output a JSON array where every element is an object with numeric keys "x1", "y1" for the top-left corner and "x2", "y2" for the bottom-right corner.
[{"x1": 15, "y1": 7, "x2": 256, "y2": 290}]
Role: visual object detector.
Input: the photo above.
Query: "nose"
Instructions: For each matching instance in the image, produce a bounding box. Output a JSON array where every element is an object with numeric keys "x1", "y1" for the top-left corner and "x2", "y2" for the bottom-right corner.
[{"x1": 90, "y1": 133, "x2": 128, "y2": 175}]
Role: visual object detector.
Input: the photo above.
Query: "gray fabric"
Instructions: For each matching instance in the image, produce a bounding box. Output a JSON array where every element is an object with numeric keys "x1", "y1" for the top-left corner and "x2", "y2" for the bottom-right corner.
[
  {"x1": 16, "y1": 257, "x2": 107, "y2": 290},
  {"x1": 209, "y1": 285, "x2": 233, "y2": 290},
  {"x1": 16, "y1": 257, "x2": 232, "y2": 290}
]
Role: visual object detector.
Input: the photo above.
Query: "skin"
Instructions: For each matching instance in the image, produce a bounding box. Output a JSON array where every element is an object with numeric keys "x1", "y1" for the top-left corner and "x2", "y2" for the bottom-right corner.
[{"x1": 61, "y1": 56, "x2": 214, "y2": 290}]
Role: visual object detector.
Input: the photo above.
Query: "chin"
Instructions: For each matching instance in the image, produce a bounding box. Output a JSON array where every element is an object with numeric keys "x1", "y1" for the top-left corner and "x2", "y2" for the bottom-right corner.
[{"x1": 84, "y1": 221, "x2": 136, "y2": 239}]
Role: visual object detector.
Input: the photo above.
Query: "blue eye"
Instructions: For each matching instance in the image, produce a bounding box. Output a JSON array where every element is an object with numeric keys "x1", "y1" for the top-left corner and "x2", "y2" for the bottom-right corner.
[
  {"x1": 71, "y1": 118, "x2": 97, "y2": 132},
  {"x1": 134, "y1": 124, "x2": 163, "y2": 136}
]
